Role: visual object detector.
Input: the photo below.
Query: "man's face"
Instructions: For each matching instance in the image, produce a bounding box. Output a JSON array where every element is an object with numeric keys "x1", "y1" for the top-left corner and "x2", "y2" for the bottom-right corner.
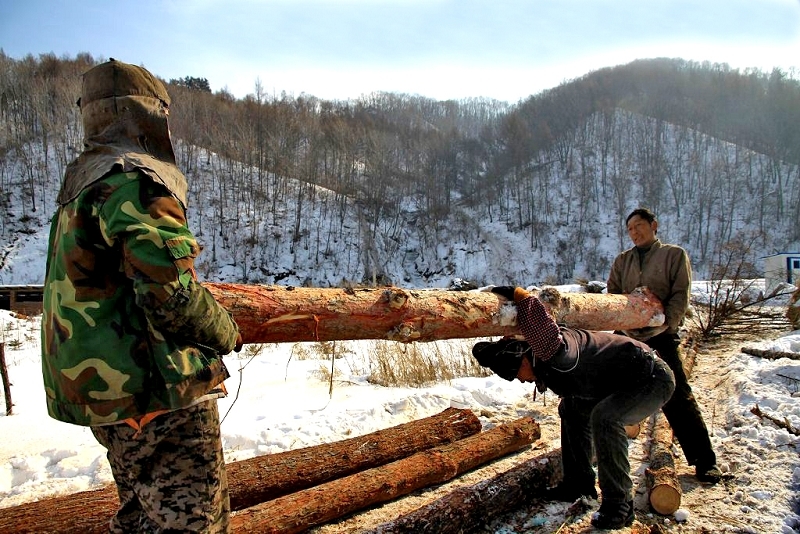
[
  {"x1": 515, "y1": 355, "x2": 537, "y2": 383},
  {"x1": 627, "y1": 215, "x2": 658, "y2": 247}
]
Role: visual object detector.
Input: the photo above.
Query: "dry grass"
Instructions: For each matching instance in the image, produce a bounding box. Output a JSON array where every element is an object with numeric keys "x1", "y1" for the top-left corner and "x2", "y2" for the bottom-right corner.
[
  {"x1": 361, "y1": 339, "x2": 492, "y2": 388},
  {"x1": 285, "y1": 338, "x2": 493, "y2": 388}
]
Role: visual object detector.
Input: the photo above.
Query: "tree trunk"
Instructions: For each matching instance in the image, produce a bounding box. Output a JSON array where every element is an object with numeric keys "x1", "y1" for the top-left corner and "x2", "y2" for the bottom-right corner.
[
  {"x1": 229, "y1": 417, "x2": 540, "y2": 533},
  {"x1": 205, "y1": 283, "x2": 665, "y2": 344},
  {"x1": 370, "y1": 449, "x2": 563, "y2": 534},
  {"x1": 0, "y1": 408, "x2": 481, "y2": 534}
]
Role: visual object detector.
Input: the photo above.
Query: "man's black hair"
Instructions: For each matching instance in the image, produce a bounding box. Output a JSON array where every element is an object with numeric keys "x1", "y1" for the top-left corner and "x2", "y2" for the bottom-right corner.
[{"x1": 626, "y1": 207, "x2": 657, "y2": 226}]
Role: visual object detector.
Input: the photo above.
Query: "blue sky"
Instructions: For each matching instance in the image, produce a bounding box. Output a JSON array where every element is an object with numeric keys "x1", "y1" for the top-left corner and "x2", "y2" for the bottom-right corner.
[{"x1": 1, "y1": 0, "x2": 799, "y2": 103}]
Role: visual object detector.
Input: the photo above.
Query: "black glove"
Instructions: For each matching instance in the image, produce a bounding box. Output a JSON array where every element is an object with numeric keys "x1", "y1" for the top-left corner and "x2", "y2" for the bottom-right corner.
[
  {"x1": 491, "y1": 286, "x2": 518, "y2": 301},
  {"x1": 234, "y1": 333, "x2": 244, "y2": 353},
  {"x1": 621, "y1": 324, "x2": 668, "y2": 341}
]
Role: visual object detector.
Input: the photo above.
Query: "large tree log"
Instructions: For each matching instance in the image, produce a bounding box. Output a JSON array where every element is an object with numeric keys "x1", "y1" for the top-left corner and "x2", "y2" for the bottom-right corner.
[
  {"x1": 0, "y1": 408, "x2": 481, "y2": 534},
  {"x1": 370, "y1": 449, "x2": 563, "y2": 534},
  {"x1": 229, "y1": 417, "x2": 540, "y2": 533},
  {"x1": 205, "y1": 283, "x2": 665, "y2": 344}
]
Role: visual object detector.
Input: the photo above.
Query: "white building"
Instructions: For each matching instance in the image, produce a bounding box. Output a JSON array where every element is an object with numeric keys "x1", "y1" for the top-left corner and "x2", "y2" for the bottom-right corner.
[{"x1": 763, "y1": 252, "x2": 800, "y2": 295}]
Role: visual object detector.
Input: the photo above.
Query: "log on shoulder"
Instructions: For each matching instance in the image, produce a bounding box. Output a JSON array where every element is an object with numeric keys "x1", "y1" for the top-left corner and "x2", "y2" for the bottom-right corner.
[
  {"x1": 229, "y1": 416, "x2": 540, "y2": 533},
  {"x1": 370, "y1": 449, "x2": 563, "y2": 534},
  {"x1": 0, "y1": 408, "x2": 481, "y2": 534},
  {"x1": 205, "y1": 283, "x2": 665, "y2": 344}
]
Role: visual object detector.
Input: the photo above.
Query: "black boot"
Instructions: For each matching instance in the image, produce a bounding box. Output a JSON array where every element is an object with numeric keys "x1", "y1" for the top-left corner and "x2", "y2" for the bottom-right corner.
[
  {"x1": 590, "y1": 499, "x2": 634, "y2": 529},
  {"x1": 543, "y1": 482, "x2": 597, "y2": 502},
  {"x1": 696, "y1": 464, "x2": 723, "y2": 483}
]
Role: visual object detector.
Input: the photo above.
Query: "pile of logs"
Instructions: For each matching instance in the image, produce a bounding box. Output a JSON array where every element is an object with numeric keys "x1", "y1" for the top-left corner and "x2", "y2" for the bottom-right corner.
[{"x1": 0, "y1": 408, "x2": 550, "y2": 533}]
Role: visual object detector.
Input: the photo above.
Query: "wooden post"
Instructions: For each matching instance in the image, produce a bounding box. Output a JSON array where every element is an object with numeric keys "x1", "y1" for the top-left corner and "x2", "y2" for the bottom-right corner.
[{"x1": 0, "y1": 342, "x2": 12, "y2": 416}]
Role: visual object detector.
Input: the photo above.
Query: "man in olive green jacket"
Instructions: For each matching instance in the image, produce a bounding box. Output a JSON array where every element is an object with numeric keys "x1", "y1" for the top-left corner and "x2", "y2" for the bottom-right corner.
[
  {"x1": 42, "y1": 59, "x2": 242, "y2": 533},
  {"x1": 607, "y1": 208, "x2": 722, "y2": 483}
]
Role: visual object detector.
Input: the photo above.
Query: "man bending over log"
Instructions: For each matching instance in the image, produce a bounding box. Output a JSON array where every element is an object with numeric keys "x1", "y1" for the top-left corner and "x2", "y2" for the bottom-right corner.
[{"x1": 472, "y1": 286, "x2": 675, "y2": 530}]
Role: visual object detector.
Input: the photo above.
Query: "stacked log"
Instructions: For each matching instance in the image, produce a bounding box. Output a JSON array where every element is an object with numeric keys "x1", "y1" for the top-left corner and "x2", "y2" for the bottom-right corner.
[
  {"x1": 230, "y1": 417, "x2": 539, "y2": 533},
  {"x1": 0, "y1": 408, "x2": 481, "y2": 534},
  {"x1": 371, "y1": 449, "x2": 563, "y2": 534}
]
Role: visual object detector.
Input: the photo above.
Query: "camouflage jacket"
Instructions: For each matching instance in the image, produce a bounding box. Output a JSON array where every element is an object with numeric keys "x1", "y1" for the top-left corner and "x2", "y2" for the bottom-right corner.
[{"x1": 41, "y1": 170, "x2": 239, "y2": 426}]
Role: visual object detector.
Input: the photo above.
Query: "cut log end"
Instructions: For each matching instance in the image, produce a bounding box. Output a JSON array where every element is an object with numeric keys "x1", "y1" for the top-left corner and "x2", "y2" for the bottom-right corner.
[
  {"x1": 648, "y1": 481, "x2": 682, "y2": 515},
  {"x1": 624, "y1": 423, "x2": 640, "y2": 439}
]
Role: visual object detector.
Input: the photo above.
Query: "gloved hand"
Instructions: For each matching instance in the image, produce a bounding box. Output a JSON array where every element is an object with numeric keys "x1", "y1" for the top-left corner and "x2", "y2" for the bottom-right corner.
[
  {"x1": 490, "y1": 286, "x2": 518, "y2": 301},
  {"x1": 621, "y1": 324, "x2": 668, "y2": 341},
  {"x1": 234, "y1": 333, "x2": 244, "y2": 353}
]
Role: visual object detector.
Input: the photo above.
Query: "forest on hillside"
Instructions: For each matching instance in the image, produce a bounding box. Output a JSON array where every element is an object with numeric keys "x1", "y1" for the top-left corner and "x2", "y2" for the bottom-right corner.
[{"x1": 1, "y1": 51, "x2": 799, "y2": 286}]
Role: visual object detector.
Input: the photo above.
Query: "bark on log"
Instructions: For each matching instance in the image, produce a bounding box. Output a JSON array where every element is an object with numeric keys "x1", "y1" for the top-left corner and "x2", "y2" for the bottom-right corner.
[
  {"x1": 0, "y1": 408, "x2": 481, "y2": 534},
  {"x1": 741, "y1": 346, "x2": 800, "y2": 361},
  {"x1": 370, "y1": 449, "x2": 563, "y2": 534},
  {"x1": 205, "y1": 283, "x2": 665, "y2": 344},
  {"x1": 229, "y1": 417, "x2": 540, "y2": 533}
]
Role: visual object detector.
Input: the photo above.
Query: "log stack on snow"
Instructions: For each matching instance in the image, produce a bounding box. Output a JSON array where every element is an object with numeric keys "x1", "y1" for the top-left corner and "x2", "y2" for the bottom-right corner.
[
  {"x1": 0, "y1": 408, "x2": 488, "y2": 533},
  {"x1": 229, "y1": 416, "x2": 540, "y2": 533},
  {"x1": 0, "y1": 409, "x2": 539, "y2": 534}
]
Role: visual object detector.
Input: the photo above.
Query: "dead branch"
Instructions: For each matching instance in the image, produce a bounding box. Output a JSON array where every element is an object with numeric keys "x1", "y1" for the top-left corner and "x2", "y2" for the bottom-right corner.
[
  {"x1": 750, "y1": 404, "x2": 800, "y2": 436},
  {"x1": 741, "y1": 346, "x2": 800, "y2": 361}
]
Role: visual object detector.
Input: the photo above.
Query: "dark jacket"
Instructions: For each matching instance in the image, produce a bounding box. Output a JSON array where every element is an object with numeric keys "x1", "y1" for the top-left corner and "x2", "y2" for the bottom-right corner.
[
  {"x1": 538, "y1": 328, "x2": 657, "y2": 399},
  {"x1": 516, "y1": 294, "x2": 657, "y2": 400}
]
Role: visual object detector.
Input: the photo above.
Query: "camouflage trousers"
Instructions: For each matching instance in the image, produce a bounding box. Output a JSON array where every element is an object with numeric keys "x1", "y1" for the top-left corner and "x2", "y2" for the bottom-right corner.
[{"x1": 92, "y1": 400, "x2": 230, "y2": 533}]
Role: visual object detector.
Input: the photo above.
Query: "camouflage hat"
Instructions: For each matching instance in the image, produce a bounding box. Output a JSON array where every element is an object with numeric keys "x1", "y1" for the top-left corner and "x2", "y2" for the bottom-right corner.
[{"x1": 80, "y1": 58, "x2": 170, "y2": 108}]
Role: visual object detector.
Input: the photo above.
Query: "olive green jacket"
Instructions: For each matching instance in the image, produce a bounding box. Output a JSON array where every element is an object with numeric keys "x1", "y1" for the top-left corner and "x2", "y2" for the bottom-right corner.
[
  {"x1": 606, "y1": 239, "x2": 692, "y2": 334},
  {"x1": 41, "y1": 170, "x2": 239, "y2": 426}
]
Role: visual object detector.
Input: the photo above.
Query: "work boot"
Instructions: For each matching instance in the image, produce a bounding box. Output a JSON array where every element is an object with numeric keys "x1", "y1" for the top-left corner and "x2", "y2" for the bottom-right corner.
[
  {"x1": 543, "y1": 482, "x2": 597, "y2": 502},
  {"x1": 591, "y1": 499, "x2": 634, "y2": 530},
  {"x1": 696, "y1": 464, "x2": 723, "y2": 483}
]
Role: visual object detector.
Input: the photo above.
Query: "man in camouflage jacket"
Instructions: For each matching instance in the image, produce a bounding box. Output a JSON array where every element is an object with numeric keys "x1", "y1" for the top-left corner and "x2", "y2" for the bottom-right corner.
[{"x1": 41, "y1": 59, "x2": 242, "y2": 533}]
